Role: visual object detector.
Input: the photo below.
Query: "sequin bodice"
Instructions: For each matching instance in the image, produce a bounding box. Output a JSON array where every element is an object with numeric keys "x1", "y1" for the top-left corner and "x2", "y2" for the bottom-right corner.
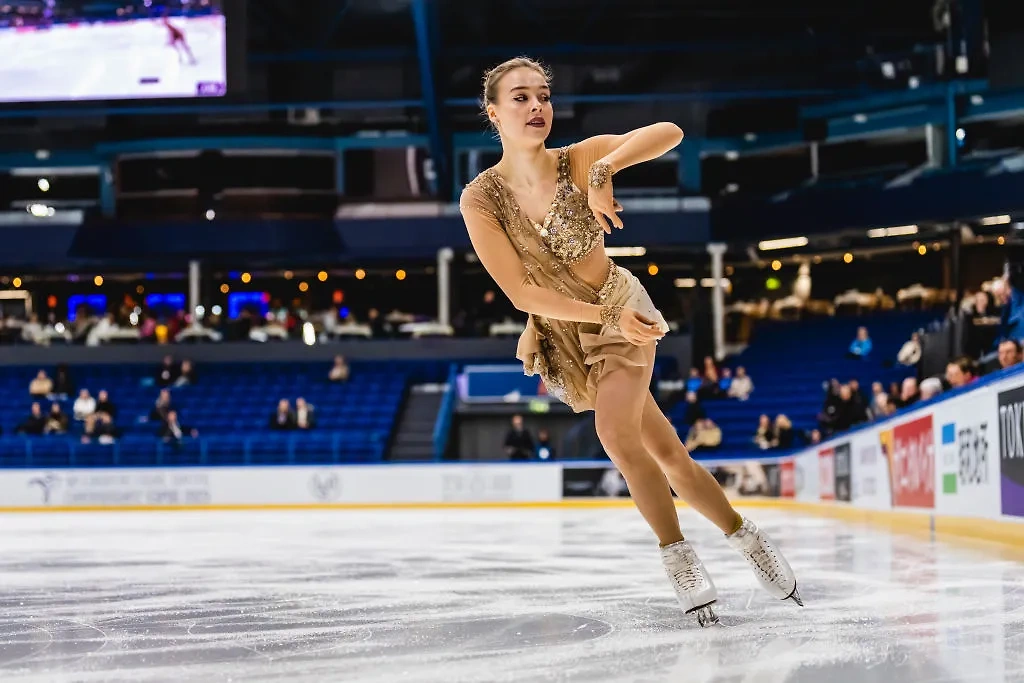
[{"x1": 488, "y1": 147, "x2": 604, "y2": 266}]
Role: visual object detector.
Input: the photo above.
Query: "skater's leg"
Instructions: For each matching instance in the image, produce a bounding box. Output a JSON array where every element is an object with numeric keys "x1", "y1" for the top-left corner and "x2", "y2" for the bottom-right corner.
[
  {"x1": 593, "y1": 345, "x2": 682, "y2": 546},
  {"x1": 640, "y1": 393, "x2": 741, "y2": 533}
]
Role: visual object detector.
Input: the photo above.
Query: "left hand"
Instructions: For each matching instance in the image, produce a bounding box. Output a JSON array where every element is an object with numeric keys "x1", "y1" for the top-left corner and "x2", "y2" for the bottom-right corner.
[{"x1": 588, "y1": 176, "x2": 623, "y2": 234}]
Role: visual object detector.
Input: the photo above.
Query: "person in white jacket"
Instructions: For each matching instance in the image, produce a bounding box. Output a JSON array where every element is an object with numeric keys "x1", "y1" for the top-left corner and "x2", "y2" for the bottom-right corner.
[
  {"x1": 727, "y1": 366, "x2": 754, "y2": 400},
  {"x1": 897, "y1": 332, "x2": 922, "y2": 367},
  {"x1": 73, "y1": 389, "x2": 97, "y2": 421}
]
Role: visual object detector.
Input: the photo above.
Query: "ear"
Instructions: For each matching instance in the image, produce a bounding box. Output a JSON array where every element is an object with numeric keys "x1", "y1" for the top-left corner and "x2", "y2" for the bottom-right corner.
[{"x1": 486, "y1": 105, "x2": 498, "y2": 123}]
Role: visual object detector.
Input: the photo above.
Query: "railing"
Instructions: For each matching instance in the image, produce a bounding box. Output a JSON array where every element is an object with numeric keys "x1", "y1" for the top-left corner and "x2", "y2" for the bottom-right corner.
[{"x1": 432, "y1": 363, "x2": 459, "y2": 460}]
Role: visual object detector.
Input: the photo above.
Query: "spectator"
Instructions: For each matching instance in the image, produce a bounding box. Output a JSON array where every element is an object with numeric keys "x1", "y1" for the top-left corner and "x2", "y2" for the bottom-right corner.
[
  {"x1": 920, "y1": 377, "x2": 943, "y2": 401},
  {"x1": 149, "y1": 389, "x2": 174, "y2": 424},
  {"x1": 847, "y1": 326, "x2": 873, "y2": 358},
  {"x1": 700, "y1": 356, "x2": 720, "y2": 398},
  {"x1": 728, "y1": 366, "x2": 753, "y2": 401},
  {"x1": 536, "y1": 428, "x2": 556, "y2": 460},
  {"x1": 82, "y1": 412, "x2": 119, "y2": 445},
  {"x1": 685, "y1": 418, "x2": 722, "y2": 452},
  {"x1": 998, "y1": 339, "x2": 1023, "y2": 370},
  {"x1": 21, "y1": 314, "x2": 45, "y2": 346},
  {"x1": 73, "y1": 389, "x2": 96, "y2": 421},
  {"x1": 504, "y1": 414, "x2": 535, "y2": 461},
  {"x1": 818, "y1": 380, "x2": 843, "y2": 434},
  {"x1": 160, "y1": 410, "x2": 197, "y2": 442},
  {"x1": 946, "y1": 356, "x2": 978, "y2": 389},
  {"x1": 681, "y1": 391, "x2": 706, "y2": 428},
  {"x1": 295, "y1": 397, "x2": 316, "y2": 430},
  {"x1": 870, "y1": 394, "x2": 890, "y2": 421},
  {"x1": 53, "y1": 363, "x2": 74, "y2": 397},
  {"x1": 898, "y1": 377, "x2": 920, "y2": 408},
  {"x1": 29, "y1": 370, "x2": 53, "y2": 397},
  {"x1": 95, "y1": 390, "x2": 117, "y2": 419},
  {"x1": 270, "y1": 399, "x2": 296, "y2": 430},
  {"x1": 847, "y1": 379, "x2": 869, "y2": 424},
  {"x1": 155, "y1": 355, "x2": 179, "y2": 387},
  {"x1": 772, "y1": 414, "x2": 795, "y2": 449},
  {"x1": 685, "y1": 368, "x2": 703, "y2": 394},
  {"x1": 44, "y1": 403, "x2": 68, "y2": 435},
  {"x1": 870, "y1": 382, "x2": 887, "y2": 415},
  {"x1": 328, "y1": 355, "x2": 350, "y2": 382},
  {"x1": 808, "y1": 429, "x2": 822, "y2": 445},
  {"x1": 174, "y1": 359, "x2": 197, "y2": 387},
  {"x1": 718, "y1": 367, "x2": 733, "y2": 396},
  {"x1": 897, "y1": 332, "x2": 922, "y2": 367},
  {"x1": 831, "y1": 384, "x2": 860, "y2": 433},
  {"x1": 16, "y1": 403, "x2": 46, "y2": 435},
  {"x1": 754, "y1": 414, "x2": 773, "y2": 450}
]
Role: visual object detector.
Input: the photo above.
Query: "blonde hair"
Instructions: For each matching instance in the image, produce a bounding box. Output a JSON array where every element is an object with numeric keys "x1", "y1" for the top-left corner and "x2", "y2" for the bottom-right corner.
[{"x1": 481, "y1": 57, "x2": 551, "y2": 126}]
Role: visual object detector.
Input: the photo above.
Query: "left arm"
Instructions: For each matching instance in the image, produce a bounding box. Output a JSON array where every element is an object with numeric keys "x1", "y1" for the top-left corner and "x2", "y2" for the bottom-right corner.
[{"x1": 571, "y1": 123, "x2": 683, "y2": 232}]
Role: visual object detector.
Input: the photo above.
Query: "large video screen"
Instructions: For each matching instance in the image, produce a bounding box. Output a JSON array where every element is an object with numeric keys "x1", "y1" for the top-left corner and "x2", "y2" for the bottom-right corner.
[{"x1": 0, "y1": 1, "x2": 226, "y2": 103}]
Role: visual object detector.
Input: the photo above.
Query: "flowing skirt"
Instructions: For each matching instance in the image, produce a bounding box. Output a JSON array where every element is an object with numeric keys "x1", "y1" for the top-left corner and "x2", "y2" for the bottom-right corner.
[{"x1": 516, "y1": 265, "x2": 670, "y2": 413}]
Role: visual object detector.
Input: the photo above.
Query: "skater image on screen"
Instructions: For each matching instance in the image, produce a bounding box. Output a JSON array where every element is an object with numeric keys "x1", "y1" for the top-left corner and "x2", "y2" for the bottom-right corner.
[
  {"x1": 163, "y1": 14, "x2": 196, "y2": 65},
  {"x1": 459, "y1": 57, "x2": 803, "y2": 627}
]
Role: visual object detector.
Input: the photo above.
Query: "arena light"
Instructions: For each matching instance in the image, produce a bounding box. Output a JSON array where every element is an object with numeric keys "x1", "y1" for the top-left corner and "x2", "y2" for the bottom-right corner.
[
  {"x1": 94, "y1": 275, "x2": 103, "y2": 286},
  {"x1": 867, "y1": 225, "x2": 918, "y2": 238},
  {"x1": 27, "y1": 203, "x2": 50, "y2": 218},
  {"x1": 604, "y1": 246, "x2": 647, "y2": 257},
  {"x1": 298, "y1": 281, "x2": 309, "y2": 292},
  {"x1": 843, "y1": 253, "x2": 854, "y2": 263},
  {"x1": 700, "y1": 278, "x2": 731, "y2": 289},
  {"x1": 758, "y1": 236, "x2": 808, "y2": 251},
  {"x1": 674, "y1": 278, "x2": 696, "y2": 288},
  {"x1": 211, "y1": 305, "x2": 223, "y2": 316},
  {"x1": 355, "y1": 268, "x2": 366, "y2": 280},
  {"x1": 240, "y1": 272, "x2": 251, "y2": 284},
  {"x1": 37, "y1": 178, "x2": 50, "y2": 192},
  {"x1": 302, "y1": 322, "x2": 316, "y2": 346},
  {"x1": 395, "y1": 269, "x2": 407, "y2": 281},
  {"x1": 980, "y1": 215, "x2": 1011, "y2": 226},
  {"x1": 647, "y1": 264, "x2": 659, "y2": 276},
  {"x1": 220, "y1": 283, "x2": 229, "y2": 294},
  {"x1": 136, "y1": 285, "x2": 144, "y2": 294},
  {"x1": 205, "y1": 209, "x2": 216, "y2": 221},
  {"x1": 918, "y1": 244, "x2": 928, "y2": 255},
  {"x1": 771, "y1": 260, "x2": 782, "y2": 271},
  {"x1": 317, "y1": 271, "x2": 328, "y2": 282},
  {"x1": 12, "y1": 277, "x2": 22, "y2": 288},
  {"x1": 998, "y1": 236, "x2": 1006, "y2": 245},
  {"x1": 283, "y1": 270, "x2": 294, "y2": 280}
]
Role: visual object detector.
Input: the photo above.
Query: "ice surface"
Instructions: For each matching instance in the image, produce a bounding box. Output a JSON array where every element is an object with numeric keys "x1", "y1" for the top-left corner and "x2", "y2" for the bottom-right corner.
[
  {"x1": 1, "y1": 506, "x2": 1023, "y2": 682},
  {"x1": 0, "y1": 16, "x2": 226, "y2": 103}
]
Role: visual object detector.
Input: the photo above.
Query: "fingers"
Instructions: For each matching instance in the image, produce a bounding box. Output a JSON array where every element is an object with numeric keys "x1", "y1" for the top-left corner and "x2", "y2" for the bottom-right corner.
[{"x1": 592, "y1": 209, "x2": 612, "y2": 234}]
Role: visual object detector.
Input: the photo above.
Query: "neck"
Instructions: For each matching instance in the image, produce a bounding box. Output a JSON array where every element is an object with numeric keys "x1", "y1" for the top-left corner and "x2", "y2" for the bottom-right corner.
[{"x1": 495, "y1": 142, "x2": 554, "y2": 188}]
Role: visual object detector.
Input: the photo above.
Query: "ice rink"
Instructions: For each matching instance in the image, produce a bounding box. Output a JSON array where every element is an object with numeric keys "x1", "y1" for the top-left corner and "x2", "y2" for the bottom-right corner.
[
  {"x1": 0, "y1": 16, "x2": 226, "y2": 103},
  {"x1": 2, "y1": 506, "x2": 1023, "y2": 683}
]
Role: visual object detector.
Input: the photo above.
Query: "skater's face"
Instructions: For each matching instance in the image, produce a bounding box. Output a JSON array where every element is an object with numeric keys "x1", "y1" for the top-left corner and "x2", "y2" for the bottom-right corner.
[{"x1": 488, "y1": 67, "x2": 552, "y2": 146}]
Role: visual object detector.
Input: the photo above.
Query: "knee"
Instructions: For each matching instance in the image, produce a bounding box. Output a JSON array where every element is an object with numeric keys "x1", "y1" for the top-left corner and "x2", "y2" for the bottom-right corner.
[{"x1": 595, "y1": 418, "x2": 639, "y2": 462}]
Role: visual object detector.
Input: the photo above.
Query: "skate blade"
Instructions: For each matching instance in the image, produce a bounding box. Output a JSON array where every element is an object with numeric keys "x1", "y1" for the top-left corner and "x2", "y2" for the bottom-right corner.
[
  {"x1": 686, "y1": 602, "x2": 720, "y2": 628},
  {"x1": 786, "y1": 585, "x2": 804, "y2": 607}
]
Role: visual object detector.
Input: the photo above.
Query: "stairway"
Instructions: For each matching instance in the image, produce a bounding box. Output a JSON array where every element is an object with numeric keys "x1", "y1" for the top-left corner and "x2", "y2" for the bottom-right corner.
[{"x1": 388, "y1": 384, "x2": 446, "y2": 461}]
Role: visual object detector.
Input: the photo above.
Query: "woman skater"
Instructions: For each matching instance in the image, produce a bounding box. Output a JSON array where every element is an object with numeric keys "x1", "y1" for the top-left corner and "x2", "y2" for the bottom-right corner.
[{"x1": 459, "y1": 57, "x2": 802, "y2": 627}]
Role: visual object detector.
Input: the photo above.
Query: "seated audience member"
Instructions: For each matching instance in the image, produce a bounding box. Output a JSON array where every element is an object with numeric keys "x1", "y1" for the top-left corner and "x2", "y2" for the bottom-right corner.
[
  {"x1": 870, "y1": 394, "x2": 890, "y2": 421},
  {"x1": 772, "y1": 414, "x2": 795, "y2": 449},
  {"x1": 753, "y1": 414, "x2": 773, "y2": 450},
  {"x1": 73, "y1": 389, "x2": 97, "y2": 421},
  {"x1": 149, "y1": 389, "x2": 174, "y2": 424},
  {"x1": 919, "y1": 377, "x2": 944, "y2": 401},
  {"x1": 847, "y1": 379, "x2": 869, "y2": 424},
  {"x1": 155, "y1": 355, "x2": 179, "y2": 387},
  {"x1": 830, "y1": 384, "x2": 860, "y2": 434},
  {"x1": 29, "y1": 370, "x2": 53, "y2": 398},
  {"x1": 870, "y1": 382, "x2": 887, "y2": 415},
  {"x1": 95, "y1": 390, "x2": 117, "y2": 419},
  {"x1": 718, "y1": 367, "x2": 733, "y2": 396},
  {"x1": 44, "y1": 403, "x2": 69, "y2": 435},
  {"x1": 328, "y1": 355, "x2": 350, "y2": 382},
  {"x1": 945, "y1": 356, "x2": 978, "y2": 389},
  {"x1": 685, "y1": 418, "x2": 722, "y2": 452},
  {"x1": 269, "y1": 399, "x2": 296, "y2": 430},
  {"x1": 818, "y1": 380, "x2": 842, "y2": 434},
  {"x1": 16, "y1": 403, "x2": 46, "y2": 435},
  {"x1": 847, "y1": 326, "x2": 873, "y2": 358},
  {"x1": 536, "y1": 428, "x2": 556, "y2": 460},
  {"x1": 728, "y1": 366, "x2": 753, "y2": 401},
  {"x1": 82, "y1": 412, "x2": 119, "y2": 445},
  {"x1": 174, "y1": 359, "x2": 197, "y2": 387},
  {"x1": 503, "y1": 414, "x2": 535, "y2": 461},
  {"x1": 160, "y1": 410, "x2": 197, "y2": 442},
  {"x1": 295, "y1": 397, "x2": 316, "y2": 430},
  {"x1": 699, "y1": 356, "x2": 720, "y2": 398},
  {"x1": 807, "y1": 429, "x2": 822, "y2": 445},
  {"x1": 998, "y1": 338, "x2": 1023, "y2": 370},
  {"x1": 898, "y1": 377, "x2": 920, "y2": 408},
  {"x1": 681, "y1": 391, "x2": 706, "y2": 428},
  {"x1": 685, "y1": 368, "x2": 703, "y2": 394},
  {"x1": 897, "y1": 332, "x2": 922, "y2": 367},
  {"x1": 53, "y1": 363, "x2": 74, "y2": 398}
]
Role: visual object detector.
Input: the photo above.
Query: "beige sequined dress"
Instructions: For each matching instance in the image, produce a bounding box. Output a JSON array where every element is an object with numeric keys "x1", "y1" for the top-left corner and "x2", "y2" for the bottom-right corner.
[{"x1": 460, "y1": 144, "x2": 669, "y2": 413}]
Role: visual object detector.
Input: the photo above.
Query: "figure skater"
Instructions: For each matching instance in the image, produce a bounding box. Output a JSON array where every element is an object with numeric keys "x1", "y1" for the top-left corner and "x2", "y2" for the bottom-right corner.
[
  {"x1": 163, "y1": 14, "x2": 196, "y2": 65},
  {"x1": 459, "y1": 57, "x2": 802, "y2": 627}
]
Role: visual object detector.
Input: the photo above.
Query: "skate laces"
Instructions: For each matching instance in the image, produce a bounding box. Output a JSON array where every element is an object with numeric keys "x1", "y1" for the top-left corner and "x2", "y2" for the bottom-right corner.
[
  {"x1": 744, "y1": 536, "x2": 782, "y2": 582},
  {"x1": 665, "y1": 545, "x2": 706, "y2": 592}
]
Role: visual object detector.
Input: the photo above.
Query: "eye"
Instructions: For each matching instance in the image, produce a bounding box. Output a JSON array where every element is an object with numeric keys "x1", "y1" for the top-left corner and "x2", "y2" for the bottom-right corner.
[
  {"x1": 541, "y1": 94, "x2": 551, "y2": 102},
  {"x1": 513, "y1": 94, "x2": 527, "y2": 102}
]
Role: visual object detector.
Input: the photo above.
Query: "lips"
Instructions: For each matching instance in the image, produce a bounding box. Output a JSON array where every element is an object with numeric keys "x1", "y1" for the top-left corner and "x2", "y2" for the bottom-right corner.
[{"x1": 527, "y1": 117, "x2": 546, "y2": 127}]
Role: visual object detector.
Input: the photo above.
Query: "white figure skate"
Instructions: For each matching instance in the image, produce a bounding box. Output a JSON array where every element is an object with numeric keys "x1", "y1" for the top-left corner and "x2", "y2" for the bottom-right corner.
[
  {"x1": 727, "y1": 517, "x2": 803, "y2": 606},
  {"x1": 660, "y1": 539, "x2": 719, "y2": 627}
]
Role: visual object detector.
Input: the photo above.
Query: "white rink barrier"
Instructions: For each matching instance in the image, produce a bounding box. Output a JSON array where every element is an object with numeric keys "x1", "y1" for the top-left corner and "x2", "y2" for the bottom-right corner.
[{"x1": 0, "y1": 463, "x2": 563, "y2": 510}]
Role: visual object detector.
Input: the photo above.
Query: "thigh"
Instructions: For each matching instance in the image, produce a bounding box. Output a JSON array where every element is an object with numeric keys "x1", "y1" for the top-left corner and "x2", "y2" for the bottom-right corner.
[{"x1": 594, "y1": 343, "x2": 657, "y2": 440}]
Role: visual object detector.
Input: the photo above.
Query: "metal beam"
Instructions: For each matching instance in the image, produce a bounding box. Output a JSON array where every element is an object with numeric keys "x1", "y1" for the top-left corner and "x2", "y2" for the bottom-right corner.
[
  {"x1": 411, "y1": 0, "x2": 447, "y2": 199},
  {"x1": 0, "y1": 99, "x2": 423, "y2": 120}
]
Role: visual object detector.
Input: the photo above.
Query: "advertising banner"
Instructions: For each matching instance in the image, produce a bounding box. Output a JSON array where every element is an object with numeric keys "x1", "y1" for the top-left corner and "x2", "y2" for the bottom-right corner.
[
  {"x1": 933, "y1": 388, "x2": 1000, "y2": 518},
  {"x1": 997, "y1": 384, "x2": 1024, "y2": 517},
  {"x1": 850, "y1": 429, "x2": 892, "y2": 510},
  {"x1": 818, "y1": 447, "x2": 836, "y2": 501},
  {"x1": 833, "y1": 441, "x2": 852, "y2": 503},
  {"x1": 879, "y1": 414, "x2": 935, "y2": 509},
  {"x1": 779, "y1": 459, "x2": 796, "y2": 498},
  {"x1": 561, "y1": 461, "x2": 784, "y2": 499},
  {"x1": 0, "y1": 464, "x2": 564, "y2": 508},
  {"x1": 794, "y1": 449, "x2": 820, "y2": 502}
]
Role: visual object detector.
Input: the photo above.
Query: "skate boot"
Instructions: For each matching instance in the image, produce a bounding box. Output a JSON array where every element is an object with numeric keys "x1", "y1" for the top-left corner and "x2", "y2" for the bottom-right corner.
[
  {"x1": 727, "y1": 517, "x2": 803, "y2": 606},
  {"x1": 660, "y1": 540, "x2": 719, "y2": 627}
]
